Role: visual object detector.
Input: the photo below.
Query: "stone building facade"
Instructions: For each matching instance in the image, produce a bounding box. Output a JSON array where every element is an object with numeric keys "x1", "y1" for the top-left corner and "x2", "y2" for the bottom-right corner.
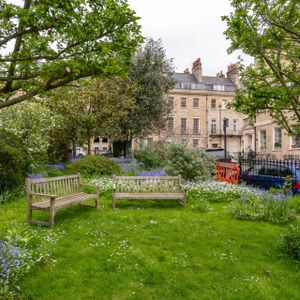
[
  {"x1": 241, "y1": 113, "x2": 300, "y2": 160},
  {"x1": 144, "y1": 58, "x2": 245, "y2": 157}
]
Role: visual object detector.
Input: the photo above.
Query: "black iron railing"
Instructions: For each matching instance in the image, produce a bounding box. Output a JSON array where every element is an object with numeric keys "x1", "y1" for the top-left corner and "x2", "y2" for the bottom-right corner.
[{"x1": 238, "y1": 158, "x2": 300, "y2": 190}]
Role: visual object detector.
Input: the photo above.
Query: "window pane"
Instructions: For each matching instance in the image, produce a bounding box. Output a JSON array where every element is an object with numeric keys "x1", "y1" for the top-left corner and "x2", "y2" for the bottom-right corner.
[
  {"x1": 181, "y1": 118, "x2": 187, "y2": 133},
  {"x1": 181, "y1": 98, "x2": 187, "y2": 108},
  {"x1": 211, "y1": 99, "x2": 216, "y2": 109},
  {"x1": 193, "y1": 98, "x2": 199, "y2": 108},
  {"x1": 193, "y1": 118, "x2": 200, "y2": 134}
]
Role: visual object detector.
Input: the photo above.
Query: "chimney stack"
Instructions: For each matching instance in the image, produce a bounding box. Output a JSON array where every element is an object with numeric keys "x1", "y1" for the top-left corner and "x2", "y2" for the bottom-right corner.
[
  {"x1": 216, "y1": 70, "x2": 225, "y2": 78},
  {"x1": 227, "y1": 63, "x2": 240, "y2": 87},
  {"x1": 183, "y1": 68, "x2": 190, "y2": 74},
  {"x1": 192, "y1": 58, "x2": 202, "y2": 82}
]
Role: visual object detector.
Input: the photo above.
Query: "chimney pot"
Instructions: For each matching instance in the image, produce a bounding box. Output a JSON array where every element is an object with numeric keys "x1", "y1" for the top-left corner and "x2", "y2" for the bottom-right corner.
[{"x1": 191, "y1": 57, "x2": 202, "y2": 82}]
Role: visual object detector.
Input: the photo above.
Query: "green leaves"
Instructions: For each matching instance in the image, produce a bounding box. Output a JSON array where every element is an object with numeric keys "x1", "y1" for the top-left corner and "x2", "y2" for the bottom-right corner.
[
  {"x1": 224, "y1": 0, "x2": 300, "y2": 135},
  {"x1": 0, "y1": 0, "x2": 143, "y2": 109}
]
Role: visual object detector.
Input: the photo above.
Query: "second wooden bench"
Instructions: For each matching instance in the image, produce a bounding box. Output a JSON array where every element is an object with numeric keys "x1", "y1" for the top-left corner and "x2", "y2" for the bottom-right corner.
[{"x1": 112, "y1": 175, "x2": 186, "y2": 209}]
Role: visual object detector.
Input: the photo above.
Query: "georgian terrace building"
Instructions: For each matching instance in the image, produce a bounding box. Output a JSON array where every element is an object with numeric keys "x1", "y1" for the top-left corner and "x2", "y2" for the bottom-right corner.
[{"x1": 143, "y1": 58, "x2": 244, "y2": 157}]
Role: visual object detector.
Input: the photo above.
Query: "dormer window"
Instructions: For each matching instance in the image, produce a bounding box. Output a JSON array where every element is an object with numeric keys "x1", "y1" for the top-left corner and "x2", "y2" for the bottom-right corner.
[{"x1": 213, "y1": 84, "x2": 225, "y2": 91}]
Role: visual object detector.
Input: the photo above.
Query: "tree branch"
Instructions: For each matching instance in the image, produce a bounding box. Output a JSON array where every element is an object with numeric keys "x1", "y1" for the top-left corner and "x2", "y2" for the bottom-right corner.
[{"x1": 2, "y1": 0, "x2": 32, "y2": 93}]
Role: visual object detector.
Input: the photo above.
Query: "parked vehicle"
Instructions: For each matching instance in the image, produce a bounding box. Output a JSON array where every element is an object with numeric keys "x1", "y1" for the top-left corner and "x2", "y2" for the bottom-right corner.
[
  {"x1": 75, "y1": 147, "x2": 87, "y2": 158},
  {"x1": 205, "y1": 148, "x2": 237, "y2": 163},
  {"x1": 239, "y1": 161, "x2": 300, "y2": 194}
]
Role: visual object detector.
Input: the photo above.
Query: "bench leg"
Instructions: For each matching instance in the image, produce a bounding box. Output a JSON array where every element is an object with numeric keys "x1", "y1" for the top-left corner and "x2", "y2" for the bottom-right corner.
[
  {"x1": 49, "y1": 198, "x2": 55, "y2": 227},
  {"x1": 27, "y1": 206, "x2": 33, "y2": 224},
  {"x1": 179, "y1": 196, "x2": 186, "y2": 207},
  {"x1": 112, "y1": 194, "x2": 116, "y2": 209},
  {"x1": 96, "y1": 187, "x2": 100, "y2": 209}
]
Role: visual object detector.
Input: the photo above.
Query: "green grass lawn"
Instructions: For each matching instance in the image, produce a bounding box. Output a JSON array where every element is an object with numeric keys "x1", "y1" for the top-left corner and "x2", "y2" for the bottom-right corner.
[{"x1": 1, "y1": 195, "x2": 300, "y2": 300}]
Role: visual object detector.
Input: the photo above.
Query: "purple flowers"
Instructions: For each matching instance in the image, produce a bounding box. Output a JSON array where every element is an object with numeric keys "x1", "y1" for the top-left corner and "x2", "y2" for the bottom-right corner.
[
  {"x1": 0, "y1": 237, "x2": 33, "y2": 298},
  {"x1": 27, "y1": 173, "x2": 43, "y2": 179},
  {"x1": 112, "y1": 157, "x2": 165, "y2": 176},
  {"x1": 136, "y1": 169, "x2": 166, "y2": 176},
  {"x1": 112, "y1": 156, "x2": 132, "y2": 164},
  {"x1": 46, "y1": 163, "x2": 65, "y2": 169}
]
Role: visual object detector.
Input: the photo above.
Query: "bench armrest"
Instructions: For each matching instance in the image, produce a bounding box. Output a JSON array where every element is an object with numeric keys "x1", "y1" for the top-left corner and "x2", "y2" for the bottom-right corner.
[
  {"x1": 30, "y1": 192, "x2": 57, "y2": 198},
  {"x1": 180, "y1": 184, "x2": 187, "y2": 192}
]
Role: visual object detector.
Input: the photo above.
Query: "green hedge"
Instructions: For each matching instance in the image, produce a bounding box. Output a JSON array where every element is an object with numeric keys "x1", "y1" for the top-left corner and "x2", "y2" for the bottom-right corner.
[
  {"x1": 0, "y1": 140, "x2": 27, "y2": 192},
  {"x1": 65, "y1": 155, "x2": 121, "y2": 177}
]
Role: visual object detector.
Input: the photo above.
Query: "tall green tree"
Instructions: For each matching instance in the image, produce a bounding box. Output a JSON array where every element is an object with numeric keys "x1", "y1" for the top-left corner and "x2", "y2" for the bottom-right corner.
[
  {"x1": 0, "y1": 100, "x2": 57, "y2": 167},
  {"x1": 223, "y1": 0, "x2": 300, "y2": 135},
  {"x1": 0, "y1": 0, "x2": 142, "y2": 109},
  {"x1": 48, "y1": 79, "x2": 135, "y2": 156},
  {"x1": 117, "y1": 38, "x2": 175, "y2": 155}
]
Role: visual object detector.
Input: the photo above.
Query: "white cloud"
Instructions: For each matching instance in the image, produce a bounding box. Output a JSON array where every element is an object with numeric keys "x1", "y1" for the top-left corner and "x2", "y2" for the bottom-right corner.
[{"x1": 128, "y1": 0, "x2": 253, "y2": 76}]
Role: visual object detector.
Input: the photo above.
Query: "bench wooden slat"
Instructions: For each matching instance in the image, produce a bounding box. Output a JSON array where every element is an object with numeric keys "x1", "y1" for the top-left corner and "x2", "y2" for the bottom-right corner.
[
  {"x1": 115, "y1": 192, "x2": 184, "y2": 200},
  {"x1": 112, "y1": 175, "x2": 186, "y2": 209},
  {"x1": 26, "y1": 174, "x2": 99, "y2": 227},
  {"x1": 32, "y1": 193, "x2": 97, "y2": 210}
]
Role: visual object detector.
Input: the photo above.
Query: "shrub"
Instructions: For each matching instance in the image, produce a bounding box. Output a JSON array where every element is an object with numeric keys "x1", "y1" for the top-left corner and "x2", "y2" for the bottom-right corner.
[
  {"x1": 65, "y1": 155, "x2": 121, "y2": 177},
  {"x1": 280, "y1": 225, "x2": 300, "y2": 261},
  {"x1": 134, "y1": 146, "x2": 163, "y2": 170},
  {"x1": 0, "y1": 140, "x2": 28, "y2": 193},
  {"x1": 287, "y1": 196, "x2": 300, "y2": 214},
  {"x1": 231, "y1": 195, "x2": 295, "y2": 224},
  {"x1": 165, "y1": 143, "x2": 215, "y2": 181}
]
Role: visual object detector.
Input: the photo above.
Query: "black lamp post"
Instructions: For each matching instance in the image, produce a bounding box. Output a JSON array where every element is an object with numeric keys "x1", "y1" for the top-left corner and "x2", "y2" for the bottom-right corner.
[{"x1": 223, "y1": 118, "x2": 229, "y2": 160}]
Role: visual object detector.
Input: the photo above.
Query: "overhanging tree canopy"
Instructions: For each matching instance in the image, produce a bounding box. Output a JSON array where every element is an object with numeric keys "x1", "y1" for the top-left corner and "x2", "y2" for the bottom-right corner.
[
  {"x1": 223, "y1": 0, "x2": 300, "y2": 135},
  {"x1": 0, "y1": 0, "x2": 143, "y2": 109}
]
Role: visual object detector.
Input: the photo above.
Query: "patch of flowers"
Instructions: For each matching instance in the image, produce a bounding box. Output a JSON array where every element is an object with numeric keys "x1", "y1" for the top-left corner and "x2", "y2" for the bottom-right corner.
[
  {"x1": 46, "y1": 163, "x2": 65, "y2": 170},
  {"x1": 27, "y1": 173, "x2": 44, "y2": 179},
  {"x1": 0, "y1": 224, "x2": 65, "y2": 298},
  {"x1": 185, "y1": 180, "x2": 296, "y2": 224},
  {"x1": 185, "y1": 180, "x2": 243, "y2": 203},
  {"x1": 112, "y1": 157, "x2": 133, "y2": 164},
  {"x1": 231, "y1": 193, "x2": 295, "y2": 224},
  {"x1": 136, "y1": 168, "x2": 165, "y2": 176}
]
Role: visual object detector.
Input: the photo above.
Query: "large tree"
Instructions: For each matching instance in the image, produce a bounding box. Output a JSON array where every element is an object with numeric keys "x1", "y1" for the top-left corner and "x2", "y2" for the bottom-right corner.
[
  {"x1": 223, "y1": 0, "x2": 300, "y2": 135},
  {"x1": 0, "y1": 0, "x2": 142, "y2": 109},
  {"x1": 48, "y1": 78, "x2": 135, "y2": 156},
  {"x1": 117, "y1": 38, "x2": 175, "y2": 154},
  {"x1": 0, "y1": 100, "x2": 57, "y2": 166}
]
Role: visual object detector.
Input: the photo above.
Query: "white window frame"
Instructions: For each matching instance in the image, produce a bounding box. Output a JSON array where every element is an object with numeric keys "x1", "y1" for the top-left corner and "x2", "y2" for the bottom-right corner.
[
  {"x1": 290, "y1": 135, "x2": 300, "y2": 149},
  {"x1": 233, "y1": 119, "x2": 239, "y2": 133},
  {"x1": 222, "y1": 99, "x2": 227, "y2": 110},
  {"x1": 259, "y1": 130, "x2": 267, "y2": 150},
  {"x1": 193, "y1": 118, "x2": 200, "y2": 134},
  {"x1": 193, "y1": 139, "x2": 199, "y2": 148},
  {"x1": 180, "y1": 98, "x2": 187, "y2": 108},
  {"x1": 273, "y1": 128, "x2": 282, "y2": 150},
  {"x1": 168, "y1": 97, "x2": 174, "y2": 108},
  {"x1": 167, "y1": 117, "x2": 174, "y2": 133},
  {"x1": 211, "y1": 99, "x2": 216, "y2": 109},
  {"x1": 180, "y1": 118, "x2": 187, "y2": 134},
  {"x1": 211, "y1": 119, "x2": 217, "y2": 134},
  {"x1": 193, "y1": 98, "x2": 199, "y2": 108},
  {"x1": 213, "y1": 84, "x2": 225, "y2": 91}
]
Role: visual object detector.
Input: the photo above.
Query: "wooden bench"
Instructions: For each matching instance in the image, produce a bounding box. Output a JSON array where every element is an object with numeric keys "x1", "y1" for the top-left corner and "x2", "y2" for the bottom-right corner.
[
  {"x1": 26, "y1": 174, "x2": 99, "y2": 227},
  {"x1": 112, "y1": 175, "x2": 186, "y2": 209}
]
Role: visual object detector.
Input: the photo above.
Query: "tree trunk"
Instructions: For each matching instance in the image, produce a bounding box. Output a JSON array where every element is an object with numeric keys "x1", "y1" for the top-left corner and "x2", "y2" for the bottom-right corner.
[
  {"x1": 123, "y1": 141, "x2": 128, "y2": 157},
  {"x1": 87, "y1": 139, "x2": 91, "y2": 155},
  {"x1": 72, "y1": 141, "x2": 76, "y2": 158}
]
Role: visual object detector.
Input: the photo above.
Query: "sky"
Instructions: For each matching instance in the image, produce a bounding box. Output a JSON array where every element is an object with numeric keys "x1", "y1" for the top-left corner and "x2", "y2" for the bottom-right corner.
[{"x1": 128, "y1": 0, "x2": 253, "y2": 76}]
